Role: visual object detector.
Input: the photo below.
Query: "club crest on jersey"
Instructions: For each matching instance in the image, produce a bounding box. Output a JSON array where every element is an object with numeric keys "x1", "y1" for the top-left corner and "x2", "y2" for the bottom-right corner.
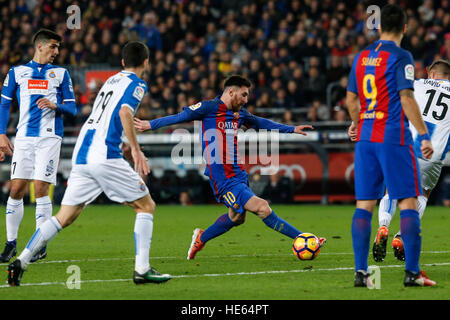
[
  {"x1": 28, "y1": 79, "x2": 49, "y2": 95},
  {"x1": 139, "y1": 181, "x2": 146, "y2": 192},
  {"x1": 233, "y1": 112, "x2": 240, "y2": 119},
  {"x1": 404, "y1": 64, "x2": 414, "y2": 81},
  {"x1": 133, "y1": 86, "x2": 145, "y2": 101},
  {"x1": 48, "y1": 71, "x2": 56, "y2": 78}
]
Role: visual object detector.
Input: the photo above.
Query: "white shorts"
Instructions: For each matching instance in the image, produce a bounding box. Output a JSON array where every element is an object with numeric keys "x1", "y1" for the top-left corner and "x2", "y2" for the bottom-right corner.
[
  {"x1": 418, "y1": 158, "x2": 443, "y2": 191},
  {"x1": 11, "y1": 136, "x2": 61, "y2": 185},
  {"x1": 61, "y1": 158, "x2": 149, "y2": 206}
]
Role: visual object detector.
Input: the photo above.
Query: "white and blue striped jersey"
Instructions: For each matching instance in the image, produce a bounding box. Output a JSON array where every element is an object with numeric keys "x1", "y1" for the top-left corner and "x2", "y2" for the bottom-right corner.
[
  {"x1": 411, "y1": 79, "x2": 450, "y2": 163},
  {"x1": 0, "y1": 60, "x2": 76, "y2": 138},
  {"x1": 72, "y1": 70, "x2": 147, "y2": 165}
]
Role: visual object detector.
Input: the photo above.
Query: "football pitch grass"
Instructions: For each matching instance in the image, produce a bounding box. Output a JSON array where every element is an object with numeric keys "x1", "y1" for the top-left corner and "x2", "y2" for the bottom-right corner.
[{"x1": 0, "y1": 204, "x2": 448, "y2": 300}]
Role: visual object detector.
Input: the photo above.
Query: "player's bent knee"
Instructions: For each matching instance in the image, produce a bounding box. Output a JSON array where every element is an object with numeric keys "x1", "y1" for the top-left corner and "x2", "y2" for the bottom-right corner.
[
  {"x1": 9, "y1": 181, "x2": 28, "y2": 199},
  {"x1": 257, "y1": 200, "x2": 272, "y2": 218},
  {"x1": 127, "y1": 195, "x2": 155, "y2": 214},
  {"x1": 232, "y1": 214, "x2": 246, "y2": 225},
  {"x1": 55, "y1": 205, "x2": 84, "y2": 228}
]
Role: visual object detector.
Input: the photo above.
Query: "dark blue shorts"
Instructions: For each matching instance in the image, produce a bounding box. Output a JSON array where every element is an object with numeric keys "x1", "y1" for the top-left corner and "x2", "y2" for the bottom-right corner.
[
  {"x1": 218, "y1": 182, "x2": 255, "y2": 214},
  {"x1": 354, "y1": 141, "x2": 422, "y2": 200}
]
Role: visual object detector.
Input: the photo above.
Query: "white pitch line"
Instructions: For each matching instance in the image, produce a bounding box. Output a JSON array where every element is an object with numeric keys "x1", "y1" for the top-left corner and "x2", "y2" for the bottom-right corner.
[
  {"x1": 0, "y1": 262, "x2": 449, "y2": 289},
  {"x1": 1, "y1": 250, "x2": 449, "y2": 266}
]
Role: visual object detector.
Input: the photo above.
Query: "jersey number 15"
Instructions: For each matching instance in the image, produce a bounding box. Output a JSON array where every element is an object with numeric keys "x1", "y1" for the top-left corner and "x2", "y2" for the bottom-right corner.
[{"x1": 423, "y1": 89, "x2": 449, "y2": 121}]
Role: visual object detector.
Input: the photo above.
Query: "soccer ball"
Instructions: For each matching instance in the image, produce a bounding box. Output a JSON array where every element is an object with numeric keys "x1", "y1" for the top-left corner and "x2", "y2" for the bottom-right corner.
[{"x1": 292, "y1": 233, "x2": 321, "y2": 260}]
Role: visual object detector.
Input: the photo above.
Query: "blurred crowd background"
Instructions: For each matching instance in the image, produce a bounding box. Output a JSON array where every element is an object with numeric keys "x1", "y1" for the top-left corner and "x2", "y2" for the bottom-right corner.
[
  {"x1": 0, "y1": 0, "x2": 449, "y2": 206},
  {"x1": 0, "y1": 0, "x2": 449, "y2": 135}
]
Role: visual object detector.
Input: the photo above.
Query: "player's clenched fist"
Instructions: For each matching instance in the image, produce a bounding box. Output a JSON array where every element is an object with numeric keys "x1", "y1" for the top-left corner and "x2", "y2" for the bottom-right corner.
[{"x1": 420, "y1": 140, "x2": 433, "y2": 160}]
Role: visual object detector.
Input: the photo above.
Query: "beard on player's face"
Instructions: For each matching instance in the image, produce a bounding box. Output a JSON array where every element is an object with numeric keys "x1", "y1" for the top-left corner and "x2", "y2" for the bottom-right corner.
[{"x1": 231, "y1": 95, "x2": 242, "y2": 111}]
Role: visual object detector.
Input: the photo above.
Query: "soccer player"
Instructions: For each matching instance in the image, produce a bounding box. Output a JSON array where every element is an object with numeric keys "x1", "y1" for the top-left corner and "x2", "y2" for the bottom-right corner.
[
  {"x1": 0, "y1": 29, "x2": 77, "y2": 263},
  {"x1": 346, "y1": 4, "x2": 436, "y2": 287},
  {"x1": 134, "y1": 75, "x2": 326, "y2": 261},
  {"x1": 372, "y1": 59, "x2": 450, "y2": 262},
  {"x1": 7, "y1": 42, "x2": 171, "y2": 286}
]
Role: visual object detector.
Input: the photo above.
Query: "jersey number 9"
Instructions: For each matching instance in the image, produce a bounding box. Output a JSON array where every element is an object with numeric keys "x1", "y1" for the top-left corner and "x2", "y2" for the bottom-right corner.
[{"x1": 363, "y1": 74, "x2": 377, "y2": 111}]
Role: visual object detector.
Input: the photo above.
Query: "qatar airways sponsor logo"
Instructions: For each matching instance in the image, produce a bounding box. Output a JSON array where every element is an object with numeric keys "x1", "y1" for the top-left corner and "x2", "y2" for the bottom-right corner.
[
  {"x1": 169, "y1": 121, "x2": 279, "y2": 171},
  {"x1": 217, "y1": 121, "x2": 238, "y2": 130}
]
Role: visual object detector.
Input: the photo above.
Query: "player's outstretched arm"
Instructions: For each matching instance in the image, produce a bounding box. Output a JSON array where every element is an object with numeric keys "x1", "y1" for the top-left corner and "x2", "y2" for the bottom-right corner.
[
  {"x1": 120, "y1": 106, "x2": 150, "y2": 177},
  {"x1": 400, "y1": 89, "x2": 433, "y2": 159},
  {"x1": 243, "y1": 111, "x2": 297, "y2": 133},
  {"x1": 134, "y1": 105, "x2": 205, "y2": 132}
]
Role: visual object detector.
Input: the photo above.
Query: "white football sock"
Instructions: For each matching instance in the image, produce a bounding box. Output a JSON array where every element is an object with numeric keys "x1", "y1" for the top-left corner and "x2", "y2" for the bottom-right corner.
[
  {"x1": 18, "y1": 216, "x2": 62, "y2": 269},
  {"x1": 378, "y1": 194, "x2": 397, "y2": 228},
  {"x1": 417, "y1": 195, "x2": 428, "y2": 220},
  {"x1": 35, "y1": 196, "x2": 52, "y2": 230},
  {"x1": 134, "y1": 213, "x2": 153, "y2": 274},
  {"x1": 6, "y1": 197, "x2": 24, "y2": 242}
]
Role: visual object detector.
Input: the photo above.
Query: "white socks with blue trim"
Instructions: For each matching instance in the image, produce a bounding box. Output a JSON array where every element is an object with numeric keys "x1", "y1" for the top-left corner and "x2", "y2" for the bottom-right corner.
[
  {"x1": 35, "y1": 196, "x2": 52, "y2": 230},
  {"x1": 18, "y1": 216, "x2": 62, "y2": 269}
]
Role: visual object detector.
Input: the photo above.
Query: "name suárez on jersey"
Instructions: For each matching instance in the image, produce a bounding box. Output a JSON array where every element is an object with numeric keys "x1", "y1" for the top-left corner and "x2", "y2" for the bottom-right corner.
[
  {"x1": 424, "y1": 79, "x2": 450, "y2": 91},
  {"x1": 361, "y1": 57, "x2": 382, "y2": 67}
]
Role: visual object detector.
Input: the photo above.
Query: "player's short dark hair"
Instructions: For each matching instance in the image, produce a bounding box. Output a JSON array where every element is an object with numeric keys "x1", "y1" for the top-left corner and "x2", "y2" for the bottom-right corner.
[
  {"x1": 380, "y1": 4, "x2": 407, "y2": 34},
  {"x1": 428, "y1": 59, "x2": 450, "y2": 77},
  {"x1": 122, "y1": 41, "x2": 149, "y2": 68},
  {"x1": 32, "y1": 29, "x2": 62, "y2": 47},
  {"x1": 223, "y1": 75, "x2": 252, "y2": 89}
]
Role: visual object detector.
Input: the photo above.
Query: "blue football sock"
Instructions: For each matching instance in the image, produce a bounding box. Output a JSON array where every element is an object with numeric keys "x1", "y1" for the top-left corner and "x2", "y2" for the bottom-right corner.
[
  {"x1": 351, "y1": 208, "x2": 372, "y2": 272},
  {"x1": 200, "y1": 213, "x2": 237, "y2": 243},
  {"x1": 400, "y1": 209, "x2": 421, "y2": 274},
  {"x1": 262, "y1": 211, "x2": 301, "y2": 239}
]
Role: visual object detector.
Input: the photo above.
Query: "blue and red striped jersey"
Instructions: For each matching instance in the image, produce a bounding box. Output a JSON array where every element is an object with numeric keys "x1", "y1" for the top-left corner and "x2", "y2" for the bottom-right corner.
[
  {"x1": 347, "y1": 40, "x2": 415, "y2": 145},
  {"x1": 150, "y1": 96, "x2": 294, "y2": 197}
]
